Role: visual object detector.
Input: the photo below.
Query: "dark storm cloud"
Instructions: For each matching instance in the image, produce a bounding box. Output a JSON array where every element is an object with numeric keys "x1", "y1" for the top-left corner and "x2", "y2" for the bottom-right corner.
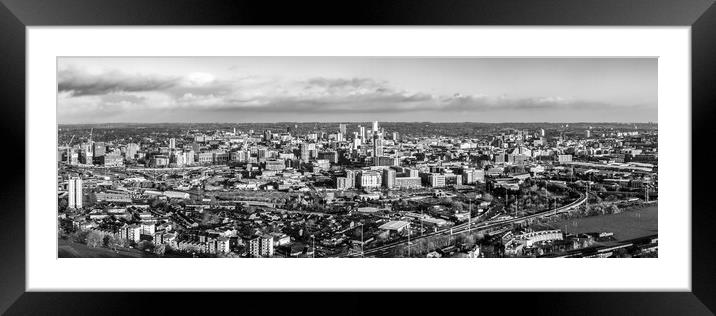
[
  {"x1": 306, "y1": 77, "x2": 383, "y2": 89},
  {"x1": 58, "y1": 67, "x2": 179, "y2": 96},
  {"x1": 206, "y1": 90, "x2": 627, "y2": 115},
  {"x1": 100, "y1": 93, "x2": 146, "y2": 104},
  {"x1": 438, "y1": 95, "x2": 617, "y2": 112}
]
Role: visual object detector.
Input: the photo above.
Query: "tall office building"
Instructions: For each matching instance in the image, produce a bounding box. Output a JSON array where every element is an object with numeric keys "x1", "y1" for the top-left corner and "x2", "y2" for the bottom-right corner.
[
  {"x1": 65, "y1": 148, "x2": 78, "y2": 165},
  {"x1": 357, "y1": 170, "x2": 381, "y2": 188},
  {"x1": 68, "y1": 177, "x2": 83, "y2": 209},
  {"x1": 93, "y1": 142, "x2": 106, "y2": 158},
  {"x1": 184, "y1": 150, "x2": 195, "y2": 165},
  {"x1": 79, "y1": 143, "x2": 92, "y2": 164},
  {"x1": 125, "y1": 143, "x2": 139, "y2": 160},
  {"x1": 373, "y1": 133, "x2": 383, "y2": 157},
  {"x1": 230, "y1": 150, "x2": 248, "y2": 162},
  {"x1": 79, "y1": 148, "x2": 91, "y2": 164},
  {"x1": 427, "y1": 173, "x2": 446, "y2": 187},
  {"x1": 372, "y1": 121, "x2": 379, "y2": 132},
  {"x1": 307, "y1": 143, "x2": 317, "y2": 159},
  {"x1": 300, "y1": 142, "x2": 310, "y2": 162},
  {"x1": 257, "y1": 148, "x2": 268, "y2": 162},
  {"x1": 353, "y1": 137, "x2": 362, "y2": 149},
  {"x1": 169, "y1": 138, "x2": 176, "y2": 149},
  {"x1": 171, "y1": 151, "x2": 186, "y2": 166},
  {"x1": 359, "y1": 125, "x2": 366, "y2": 140},
  {"x1": 345, "y1": 169, "x2": 357, "y2": 188},
  {"x1": 339, "y1": 124, "x2": 347, "y2": 135},
  {"x1": 382, "y1": 168, "x2": 396, "y2": 189}
]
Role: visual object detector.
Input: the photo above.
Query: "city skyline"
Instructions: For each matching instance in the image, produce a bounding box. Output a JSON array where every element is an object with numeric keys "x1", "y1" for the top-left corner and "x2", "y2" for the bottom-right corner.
[
  {"x1": 57, "y1": 120, "x2": 658, "y2": 259},
  {"x1": 58, "y1": 57, "x2": 657, "y2": 124},
  {"x1": 57, "y1": 120, "x2": 657, "y2": 126}
]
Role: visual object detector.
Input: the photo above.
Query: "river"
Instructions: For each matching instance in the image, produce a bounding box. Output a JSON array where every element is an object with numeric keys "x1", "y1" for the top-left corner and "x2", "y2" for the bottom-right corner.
[{"x1": 538, "y1": 204, "x2": 658, "y2": 241}]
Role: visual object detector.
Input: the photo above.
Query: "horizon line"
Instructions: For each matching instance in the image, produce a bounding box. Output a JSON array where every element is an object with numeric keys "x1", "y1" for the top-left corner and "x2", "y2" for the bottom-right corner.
[{"x1": 57, "y1": 121, "x2": 657, "y2": 126}]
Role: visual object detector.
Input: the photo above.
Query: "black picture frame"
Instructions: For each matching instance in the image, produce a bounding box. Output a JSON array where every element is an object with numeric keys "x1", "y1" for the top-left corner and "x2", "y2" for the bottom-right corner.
[{"x1": 1, "y1": 0, "x2": 714, "y2": 314}]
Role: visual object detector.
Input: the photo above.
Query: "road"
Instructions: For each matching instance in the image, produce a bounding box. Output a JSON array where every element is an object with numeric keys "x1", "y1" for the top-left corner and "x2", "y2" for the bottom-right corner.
[{"x1": 347, "y1": 187, "x2": 586, "y2": 257}]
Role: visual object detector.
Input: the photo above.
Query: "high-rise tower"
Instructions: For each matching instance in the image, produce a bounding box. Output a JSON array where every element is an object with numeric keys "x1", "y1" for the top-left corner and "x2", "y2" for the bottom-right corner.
[{"x1": 68, "y1": 176, "x2": 83, "y2": 209}]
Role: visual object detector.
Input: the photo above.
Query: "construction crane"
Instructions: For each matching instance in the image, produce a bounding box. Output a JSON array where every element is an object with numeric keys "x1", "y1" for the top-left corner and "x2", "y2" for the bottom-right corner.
[{"x1": 64, "y1": 134, "x2": 75, "y2": 147}]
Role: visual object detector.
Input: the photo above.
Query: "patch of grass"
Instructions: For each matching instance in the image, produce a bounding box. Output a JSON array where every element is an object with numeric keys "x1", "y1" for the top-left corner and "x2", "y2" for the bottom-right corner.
[{"x1": 58, "y1": 238, "x2": 149, "y2": 258}]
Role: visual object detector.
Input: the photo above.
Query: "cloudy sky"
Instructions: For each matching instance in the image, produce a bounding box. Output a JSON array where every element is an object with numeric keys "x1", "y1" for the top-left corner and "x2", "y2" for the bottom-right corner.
[{"x1": 57, "y1": 57, "x2": 656, "y2": 123}]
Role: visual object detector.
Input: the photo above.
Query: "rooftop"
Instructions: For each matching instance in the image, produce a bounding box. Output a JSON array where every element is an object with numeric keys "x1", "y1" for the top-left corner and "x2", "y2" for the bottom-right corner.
[{"x1": 379, "y1": 220, "x2": 410, "y2": 231}]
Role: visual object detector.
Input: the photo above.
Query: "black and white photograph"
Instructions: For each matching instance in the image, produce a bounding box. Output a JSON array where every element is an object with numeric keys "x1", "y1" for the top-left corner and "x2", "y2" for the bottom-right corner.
[
  {"x1": 56, "y1": 57, "x2": 658, "y2": 259},
  {"x1": 4, "y1": 0, "x2": 715, "y2": 313}
]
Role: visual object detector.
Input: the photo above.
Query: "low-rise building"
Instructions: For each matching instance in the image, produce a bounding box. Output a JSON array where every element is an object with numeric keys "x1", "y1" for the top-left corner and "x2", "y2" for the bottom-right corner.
[
  {"x1": 248, "y1": 234, "x2": 274, "y2": 257},
  {"x1": 515, "y1": 230, "x2": 563, "y2": 247},
  {"x1": 378, "y1": 220, "x2": 410, "y2": 234}
]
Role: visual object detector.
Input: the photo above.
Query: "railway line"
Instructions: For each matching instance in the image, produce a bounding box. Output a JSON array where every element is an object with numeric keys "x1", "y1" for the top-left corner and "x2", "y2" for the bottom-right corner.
[{"x1": 348, "y1": 187, "x2": 586, "y2": 257}]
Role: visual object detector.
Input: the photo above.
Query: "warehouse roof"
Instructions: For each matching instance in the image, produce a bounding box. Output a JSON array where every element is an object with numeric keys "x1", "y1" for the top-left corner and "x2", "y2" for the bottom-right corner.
[{"x1": 379, "y1": 220, "x2": 410, "y2": 231}]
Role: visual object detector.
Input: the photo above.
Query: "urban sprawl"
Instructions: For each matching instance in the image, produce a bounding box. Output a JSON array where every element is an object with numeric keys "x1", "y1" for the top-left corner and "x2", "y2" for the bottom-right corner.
[{"x1": 57, "y1": 121, "x2": 658, "y2": 258}]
